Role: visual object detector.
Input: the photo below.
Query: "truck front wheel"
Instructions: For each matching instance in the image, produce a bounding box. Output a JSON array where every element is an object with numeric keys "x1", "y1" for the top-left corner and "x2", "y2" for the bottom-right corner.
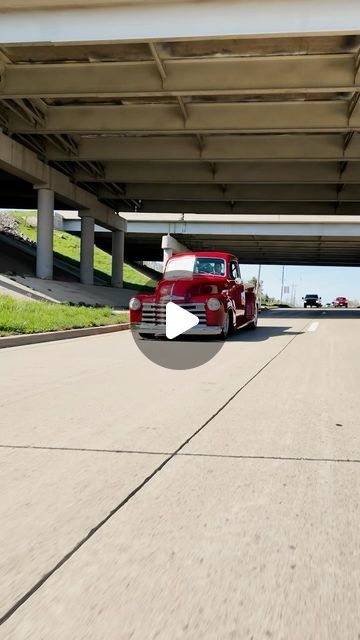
[
  {"x1": 248, "y1": 306, "x2": 258, "y2": 330},
  {"x1": 220, "y1": 311, "x2": 231, "y2": 340}
]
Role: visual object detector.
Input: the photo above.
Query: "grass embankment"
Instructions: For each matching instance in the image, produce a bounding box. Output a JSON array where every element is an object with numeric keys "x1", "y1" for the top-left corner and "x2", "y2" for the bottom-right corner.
[
  {"x1": 14, "y1": 213, "x2": 155, "y2": 291},
  {"x1": 0, "y1": 295, "x2": 128, "y2": 336}
]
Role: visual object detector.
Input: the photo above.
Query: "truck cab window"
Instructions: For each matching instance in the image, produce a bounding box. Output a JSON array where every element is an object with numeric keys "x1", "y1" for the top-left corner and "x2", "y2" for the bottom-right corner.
[{"x1": 230, "y1": 261, "x2": 239, "y2": 279}]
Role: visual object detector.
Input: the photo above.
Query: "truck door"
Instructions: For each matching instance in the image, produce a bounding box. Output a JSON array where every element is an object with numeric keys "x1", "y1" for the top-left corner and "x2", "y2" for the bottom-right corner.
[{"x1": 228, "y1": 259, "x2": 245, "y2": 325}]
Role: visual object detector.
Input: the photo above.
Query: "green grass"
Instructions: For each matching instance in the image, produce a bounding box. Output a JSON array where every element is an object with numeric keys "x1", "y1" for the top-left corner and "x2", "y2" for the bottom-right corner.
[
  {"x1": 13, "y1": 212, "x2": 155, "y2": 291},
  {"x1": 0, "y1": 294, "x2": 128, "y2": 336}
]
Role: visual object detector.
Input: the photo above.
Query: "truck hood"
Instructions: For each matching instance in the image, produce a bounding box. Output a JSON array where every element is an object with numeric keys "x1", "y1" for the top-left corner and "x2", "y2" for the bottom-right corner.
[{"x1": 155, "y1": 277, "x2": 226, "y2": 302}]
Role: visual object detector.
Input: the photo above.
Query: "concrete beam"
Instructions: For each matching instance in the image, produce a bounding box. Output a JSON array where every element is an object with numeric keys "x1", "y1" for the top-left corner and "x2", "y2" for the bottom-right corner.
[
  {"x1": 74, "y1": 161, "x2": 360, "y2": 184},
  {"x1": 137, "y1": 201, "x2": 348, "y2": 214},
  {"x1": 78, "y1": 209, "x2": 126, "y2": 232},
  {"x1": 1, "y1": 0, "x2": 360, "y2": 44},
  {"x1": 0, "y1": 0, "x2": 198, "y2": 8},
  {"x1": 62, "y1": 212, "x2": 360, "y2": 266},
  {"x1": 66, "y1": 211, "x2": 360, "y2": 228},
  {"x1": 124, "y1": 213, "x2": 360, "y2": 224},
  {"x1": 0, "y1": 131, "x2": 124, "y2": 231},
  {"x1": 0, "y1": 56, "x2": 356, "y2": 98},
  {"x1": 7, "y1": 101, "x2": 352, "y2": 135},
  {"x1": 124, "y1": 215, "x2": 360, "y2": 238},
  {"x1": 44, "y1": 134, "x2": 360, "y2": 162},
  {"x1": 104, "y1": 183, "x2": 360, "y2": 202}
]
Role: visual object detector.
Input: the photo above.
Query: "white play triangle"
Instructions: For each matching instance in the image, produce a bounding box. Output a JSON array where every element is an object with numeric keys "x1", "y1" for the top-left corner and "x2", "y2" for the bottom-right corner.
[{"x1": 165, "y1": 301, "x2": 199, "y2": 339}]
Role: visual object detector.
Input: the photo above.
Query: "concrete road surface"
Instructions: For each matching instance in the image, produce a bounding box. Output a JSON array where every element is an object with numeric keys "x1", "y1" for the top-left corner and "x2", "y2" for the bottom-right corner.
[{"x1": 1, "y1": 309, "x2": 360, "y2": 639}]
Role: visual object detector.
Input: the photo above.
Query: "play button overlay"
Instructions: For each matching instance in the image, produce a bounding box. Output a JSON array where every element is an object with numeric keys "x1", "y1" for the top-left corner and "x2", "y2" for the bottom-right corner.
[
  {"x1": 130, "y1": 274, "x2": 224, "y2": 371},
  {"x1": 165, "y1": 301, "x2": 199, "y2": 339}
]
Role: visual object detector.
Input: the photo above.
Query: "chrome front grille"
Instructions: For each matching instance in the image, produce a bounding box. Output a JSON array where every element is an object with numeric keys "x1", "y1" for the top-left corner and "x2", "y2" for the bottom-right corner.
[{"x1": 142, "y1": 302, "x2": 207, "y2": 325}]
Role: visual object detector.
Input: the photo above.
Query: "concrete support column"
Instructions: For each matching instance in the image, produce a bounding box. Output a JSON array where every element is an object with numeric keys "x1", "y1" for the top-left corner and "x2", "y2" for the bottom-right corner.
[
  {"x1": 36, "y1": 188, "x2": 54, "y2": 279},
  {"x1": 80, "y1": 215, "x2": 95, "y2": 285},
  {"x1": 161, "y1": 234, "x2": 189, "y2": 271},
  {"x1": 112, "y1": 229, "x2": 124, "y2": 288},
  {"x1": 163, "y1": 247, "x2": 173, "y2": 269}
]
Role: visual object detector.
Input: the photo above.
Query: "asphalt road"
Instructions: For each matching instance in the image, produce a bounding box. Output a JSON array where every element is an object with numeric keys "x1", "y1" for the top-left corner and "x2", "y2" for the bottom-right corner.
[{"x1": 1, "y1": 308, "x2": 360, "y2": 639}]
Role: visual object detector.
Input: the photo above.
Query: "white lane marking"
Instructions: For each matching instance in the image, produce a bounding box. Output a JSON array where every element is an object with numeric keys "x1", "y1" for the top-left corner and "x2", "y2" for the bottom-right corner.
[{"x1": 307, "y1": 321, "x2": 319, "y2": 332}]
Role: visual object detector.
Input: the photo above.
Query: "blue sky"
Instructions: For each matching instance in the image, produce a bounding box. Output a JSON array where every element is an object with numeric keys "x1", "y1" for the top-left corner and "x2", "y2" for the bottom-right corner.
[{"x1": 241, "y1": 264, "x2": 360, "y2": 305}]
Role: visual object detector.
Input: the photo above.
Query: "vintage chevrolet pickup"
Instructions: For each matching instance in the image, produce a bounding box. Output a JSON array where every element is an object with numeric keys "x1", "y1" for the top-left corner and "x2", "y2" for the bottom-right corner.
[{"x1": 129, "y1": 251, "x2": 258, "y2": 339}]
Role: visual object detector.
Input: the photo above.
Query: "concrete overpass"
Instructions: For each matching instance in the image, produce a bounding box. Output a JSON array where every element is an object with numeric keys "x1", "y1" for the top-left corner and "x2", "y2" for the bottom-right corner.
[
  {"x1": 1, "y1": 0, "x2": 360, "y2": 277},
  {"x1": 63, "y1": 213, "x2": 360, "y2": 266}
]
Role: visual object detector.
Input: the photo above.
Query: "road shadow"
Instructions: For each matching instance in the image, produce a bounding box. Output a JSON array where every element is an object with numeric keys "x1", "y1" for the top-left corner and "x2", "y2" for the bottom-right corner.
[
  {"x1": 141, "y1": 324, "x2": 301, "y2": 344},
  {"x1": 229, "y1": 325, "x2": 302, "y2": 342}
]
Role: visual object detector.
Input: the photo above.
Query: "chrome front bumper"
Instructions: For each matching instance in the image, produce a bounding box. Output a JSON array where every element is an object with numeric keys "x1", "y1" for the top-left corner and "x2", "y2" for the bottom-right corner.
[{"x1": 133, "y1": 323, "x2": 223, "y2": 336}]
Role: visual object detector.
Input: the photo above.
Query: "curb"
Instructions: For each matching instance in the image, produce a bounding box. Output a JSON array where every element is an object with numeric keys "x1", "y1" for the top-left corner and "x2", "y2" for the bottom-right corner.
[{"x1": 0, "y1": 323, "x2": 130, "y2": 349}]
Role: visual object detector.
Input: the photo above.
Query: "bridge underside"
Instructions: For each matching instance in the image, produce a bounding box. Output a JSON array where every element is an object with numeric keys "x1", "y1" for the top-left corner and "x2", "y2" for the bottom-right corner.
[
  {"x1": 64, "y1": 216, "x2": 360, "y2": 266},
  {"x1": 1, "y1": 0, "x2": 360, "y2": 265},
  {"x1": 125, "y1": 233, "x2": 360, "y2": 266}
]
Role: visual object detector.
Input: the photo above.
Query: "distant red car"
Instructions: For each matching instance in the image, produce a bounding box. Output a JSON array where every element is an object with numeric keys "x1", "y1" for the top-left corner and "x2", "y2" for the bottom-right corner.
[
  {"x1": 334, "y1": 297, "x2": 348, "y2": 308},
  {"x1": 129, "y1": 251, "x2": 258, "y2": 339}
]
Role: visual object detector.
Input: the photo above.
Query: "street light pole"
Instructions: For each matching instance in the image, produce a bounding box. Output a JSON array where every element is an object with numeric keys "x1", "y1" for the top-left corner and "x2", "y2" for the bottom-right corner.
[{"x1": 280, "y1": 266, "x2": 285, "y2": 303}]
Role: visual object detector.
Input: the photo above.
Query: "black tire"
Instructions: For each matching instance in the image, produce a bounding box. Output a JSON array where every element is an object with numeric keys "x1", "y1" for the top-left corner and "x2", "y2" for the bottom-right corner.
[
  {"x1": 220, "y1": 311, "x2": 231, "y2": 340},
  {"x1": 304, "y1": 304, "x2": 307, "y2": 308},
  {"x1": 248, "y1": 306, "x2": 258, "y2": 330}
]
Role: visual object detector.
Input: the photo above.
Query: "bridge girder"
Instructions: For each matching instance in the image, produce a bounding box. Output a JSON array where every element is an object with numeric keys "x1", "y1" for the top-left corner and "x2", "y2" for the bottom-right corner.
[{"x1": 1, "y1": 1, "x2": 360, "y2": 264}]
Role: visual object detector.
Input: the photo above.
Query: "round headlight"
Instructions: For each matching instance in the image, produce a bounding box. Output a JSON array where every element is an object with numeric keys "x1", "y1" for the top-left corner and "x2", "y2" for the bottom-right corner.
[
  {"x1": 129, "y1": 297, "x2": 142, "y2": 311},
  {"x1": 207, "y1": 297, "x2": 221, "y2": 311}
]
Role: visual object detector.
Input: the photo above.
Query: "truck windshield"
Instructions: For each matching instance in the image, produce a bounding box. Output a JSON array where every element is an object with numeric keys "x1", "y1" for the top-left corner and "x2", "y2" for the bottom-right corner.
[{"x1": 164, "y1": 256, "x2": 226, "y2": 279}]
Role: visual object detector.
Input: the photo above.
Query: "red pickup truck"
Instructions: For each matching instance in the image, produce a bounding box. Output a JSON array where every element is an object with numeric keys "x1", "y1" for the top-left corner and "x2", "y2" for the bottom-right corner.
[
  {"x1": 334, "y1": 297, "x2": 348, "y2": 308},
  {"x1": 129, "y1": 251, "x2": 258, "y2": 339}
]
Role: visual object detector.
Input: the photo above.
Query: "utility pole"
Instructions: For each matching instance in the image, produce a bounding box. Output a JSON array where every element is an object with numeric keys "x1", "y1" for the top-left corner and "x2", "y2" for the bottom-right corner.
[
  {"x1": 280, "y1": 265, "x2": 285, "y2": 303},
  {"x1": 256, "y1": 264, "x2": 262, "y2": 308}
]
